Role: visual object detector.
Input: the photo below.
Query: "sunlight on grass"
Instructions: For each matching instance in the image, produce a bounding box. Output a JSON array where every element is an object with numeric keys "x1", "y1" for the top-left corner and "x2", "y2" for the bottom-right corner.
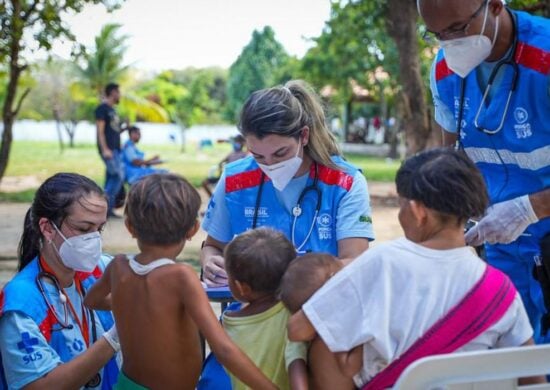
[{"x1": 1, "y1": 141, "x2": 400, "y2": 202}]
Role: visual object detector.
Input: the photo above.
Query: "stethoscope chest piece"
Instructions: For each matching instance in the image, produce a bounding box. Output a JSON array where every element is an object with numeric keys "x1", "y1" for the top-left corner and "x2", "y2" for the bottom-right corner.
[{"x1": 292, "y1": 205, "x2": 302, "y2": 217}]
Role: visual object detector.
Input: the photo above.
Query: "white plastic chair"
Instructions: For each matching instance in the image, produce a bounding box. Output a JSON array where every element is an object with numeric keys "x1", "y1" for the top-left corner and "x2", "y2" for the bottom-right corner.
[{"x1": 393, "y1": 345, "x2": 550, "y2": 390}]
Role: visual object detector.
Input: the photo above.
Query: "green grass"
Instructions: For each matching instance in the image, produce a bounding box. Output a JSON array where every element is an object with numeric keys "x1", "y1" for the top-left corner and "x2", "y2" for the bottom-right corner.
[
  {"x1": 1, "y1": 141, "x2": 400, "y2": 202},
  {"x1": 346, "y1": 153, "x2": 401, "y2": 182}
]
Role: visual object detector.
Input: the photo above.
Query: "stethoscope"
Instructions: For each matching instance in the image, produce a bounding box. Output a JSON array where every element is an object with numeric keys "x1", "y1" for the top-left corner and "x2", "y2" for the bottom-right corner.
[
  {"x1": 456, "y1": 9, "x2": 519, "y2": 142},
  {"x1": 252, "y1": 162, "x2": 322, "y2": 253},
  {"x1": 35, "y1": 262, "x2": 101, "y2": 387}
]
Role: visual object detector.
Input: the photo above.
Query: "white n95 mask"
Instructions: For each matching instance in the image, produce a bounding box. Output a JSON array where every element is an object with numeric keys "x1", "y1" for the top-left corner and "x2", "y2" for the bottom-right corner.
[
  {"x1": 52, "y1": 223, "x2": 102, "y2": 272},
  {"x1": 440, "y1": 4, "x2": 499, "y2": 78},
  {"x1": 257, "y1": 141, "x2": 303, "y2": 191}
]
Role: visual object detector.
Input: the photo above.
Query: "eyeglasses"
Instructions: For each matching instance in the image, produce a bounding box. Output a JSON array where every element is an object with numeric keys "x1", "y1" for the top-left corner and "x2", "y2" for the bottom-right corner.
[{"x1": 421, "y1": 0, "x2": 488, "y2": 43}]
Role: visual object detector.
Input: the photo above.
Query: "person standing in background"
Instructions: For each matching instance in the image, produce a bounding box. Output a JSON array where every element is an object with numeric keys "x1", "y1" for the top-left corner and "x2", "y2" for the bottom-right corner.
[{"x1": 96, "y1": 83, "x2": 125, "y2": 218}]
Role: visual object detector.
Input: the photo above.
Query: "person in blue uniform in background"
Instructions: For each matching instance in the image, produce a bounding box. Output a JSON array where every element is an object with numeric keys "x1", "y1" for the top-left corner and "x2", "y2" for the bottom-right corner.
[
  {"x1": 200, "y1": 80, "x2": 375, "y2": 287},
  {"x1": 122, "y1": 126, "x2": 167, "y2": 185},
  {"x1": 0, "y1": 173, "x2": 120, "y2": 389},
  {"x1": 418, "y1": 0, "x2": 550, "y2": 341}
]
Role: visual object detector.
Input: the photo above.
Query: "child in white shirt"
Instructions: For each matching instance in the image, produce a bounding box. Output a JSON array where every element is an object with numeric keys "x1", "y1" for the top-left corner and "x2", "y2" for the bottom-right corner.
[{"x1": 286, "y1": 148, "x2": 539, "y2": 389}]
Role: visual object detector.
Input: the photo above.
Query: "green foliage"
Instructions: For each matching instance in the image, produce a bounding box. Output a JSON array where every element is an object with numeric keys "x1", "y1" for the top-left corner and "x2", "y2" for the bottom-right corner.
[
  {"x1": 133, "y1": 71, "x2": 188, "y2": 121},
  {"x1": 0, "y1": 1, "x2": 122, "y2": 66},
  {"x1": 19, "y1": 58, "x2": 89, "y2": 121},
  {"x1": 509, "y1": 0, "x2": 549, "y2": 16},
  {"x1": 78, "y1": 23, "x2": 129, "y2": 96},
  {"x1": 301, "y1": 1, "x2": 391, "y2": 100},
  {"x1": 225, "y1": 26, "x2": 291, "y2": 121},
  {"x1": 301, "y1": 0, "x2": 435, "y2": 106},
  {"x1": 136, "y1": 67, "x2": 229, "y2": 127},
  {"x1": 174, "y1": 68, "x2": 227, "y2": 127}
]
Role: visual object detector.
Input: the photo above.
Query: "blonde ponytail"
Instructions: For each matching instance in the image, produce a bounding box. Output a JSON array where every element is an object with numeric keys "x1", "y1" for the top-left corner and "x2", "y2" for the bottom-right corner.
[
  {"x1": 238, "y1": 79, "x2": 341, "y2": 171},
  {"x1": 286, "y1": 80, "x2": 341, "y2": 170}
]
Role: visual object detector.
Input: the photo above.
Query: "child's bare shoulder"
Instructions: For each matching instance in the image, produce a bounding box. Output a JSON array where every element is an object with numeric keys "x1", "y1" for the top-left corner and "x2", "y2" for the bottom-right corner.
[
  {"x1": 170, "y1": 262, "x2": 200, "y2": 281},
  {"x1": 108, "y1": 254, "x2": 130, "y2": 272}
]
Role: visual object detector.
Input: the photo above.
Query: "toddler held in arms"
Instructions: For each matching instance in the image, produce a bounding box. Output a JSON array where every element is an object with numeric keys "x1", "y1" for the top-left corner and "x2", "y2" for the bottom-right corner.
[{"x1": 286, "y1": 149, "x2": 541, "y2": 389}]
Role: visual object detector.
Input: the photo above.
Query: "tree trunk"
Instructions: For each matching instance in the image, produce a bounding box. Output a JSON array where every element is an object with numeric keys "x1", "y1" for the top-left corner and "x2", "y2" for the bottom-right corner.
[
  {"x1": 385, "y1": 0, "x2": 432, "y2": 156},
  {"x1": 342, "y1": 99, "x2": 352, "y2": 142},
  {"x1": 0, "y1": 0, "x2": 27, "y2": 182},
  {"x1": 67, "y1": 120, "x2": 78, "y2": 148},
  {"x1": 53, "y1": 109, "x2": 65, "y2": 153}
]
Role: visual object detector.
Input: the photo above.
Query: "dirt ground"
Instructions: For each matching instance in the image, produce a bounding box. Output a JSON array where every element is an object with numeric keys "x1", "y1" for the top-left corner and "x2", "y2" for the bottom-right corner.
[{"x1": 0, "y1": 182, "x2": 403, "y2": 287}]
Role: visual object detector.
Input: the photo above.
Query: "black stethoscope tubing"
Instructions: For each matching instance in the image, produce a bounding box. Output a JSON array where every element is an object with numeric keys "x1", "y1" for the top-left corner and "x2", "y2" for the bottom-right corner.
[{"x1": 456, "y1": 9, "x2": 519, "y2": 146}]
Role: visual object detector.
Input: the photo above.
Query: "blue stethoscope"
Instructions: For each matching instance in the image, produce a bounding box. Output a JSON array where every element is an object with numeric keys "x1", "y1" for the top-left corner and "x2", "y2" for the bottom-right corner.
[
  {"x1": 456, "y1": 9, "x2": 519, "y2": 141},
  {"x1": 252, "y1": 162, "x2": 322, "y2": 253}
]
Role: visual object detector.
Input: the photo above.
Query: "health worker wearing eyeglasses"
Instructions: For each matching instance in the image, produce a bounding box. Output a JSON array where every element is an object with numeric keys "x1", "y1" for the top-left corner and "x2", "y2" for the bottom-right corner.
[
  {"x1": 0, "y1": 173, "x2": 120, "y2": 389},
  {"x1": 200, "y1": 80, "x2": 375, "y2": 287},
  {"x1": 418, "y1": 0, "x2": 550, "y2": 341}
]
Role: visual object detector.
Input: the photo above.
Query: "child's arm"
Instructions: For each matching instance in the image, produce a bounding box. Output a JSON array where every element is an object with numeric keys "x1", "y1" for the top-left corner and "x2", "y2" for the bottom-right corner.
[
  {"x1": 335, "y1": 344, "x2": 363, "y2": 378},
  {"x1": 288, "y1": 310, "x2": 317, "y2": 342},
  {"x1": 84, "y1": 261, "x2": 114, "y2": 311},
  {"x1": 178, "y1": 267, "x2": 278, "y2": 390},
  {"x1": 288, "y1": 359, "x2": 308, "y2": 390}
]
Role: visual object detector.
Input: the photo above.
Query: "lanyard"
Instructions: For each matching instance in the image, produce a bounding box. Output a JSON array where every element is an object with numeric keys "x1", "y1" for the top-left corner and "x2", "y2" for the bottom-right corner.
[{"x1": 39, "y1": 257, "x2": 91, "y2": 347}]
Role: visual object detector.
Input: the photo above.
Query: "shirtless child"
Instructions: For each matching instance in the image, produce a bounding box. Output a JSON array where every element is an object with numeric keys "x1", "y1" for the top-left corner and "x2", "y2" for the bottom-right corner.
[{"x1": 84, "y1": 173, "x2": 276, "y2": 390}]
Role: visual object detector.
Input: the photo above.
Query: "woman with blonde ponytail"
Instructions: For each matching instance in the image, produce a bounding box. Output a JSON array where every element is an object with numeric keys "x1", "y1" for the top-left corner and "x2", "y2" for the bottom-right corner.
[{"x1": 201, "y1": 80, "x2": 374, "y2": 287}]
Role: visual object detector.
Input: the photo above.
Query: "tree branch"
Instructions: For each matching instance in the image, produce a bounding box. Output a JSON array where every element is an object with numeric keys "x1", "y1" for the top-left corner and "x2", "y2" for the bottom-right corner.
[
  {"x1": 12, "y1": 88, "x2": 31, "y2": 117},
  {"x1": 21, "y1": 0, "x2": 40, "y2": 22}
]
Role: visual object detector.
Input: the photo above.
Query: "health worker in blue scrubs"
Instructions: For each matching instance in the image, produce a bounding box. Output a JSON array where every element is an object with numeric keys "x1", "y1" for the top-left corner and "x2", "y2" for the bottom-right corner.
[
  {"x1": 201, "y1": 80, "x2": 375, "y2": 287},
  {"x1": 418, "y1": 0, "x2": 550, "y2": 341},
  {"x1": 0, "y1": 173, "x2": 120, "y2": 389}
]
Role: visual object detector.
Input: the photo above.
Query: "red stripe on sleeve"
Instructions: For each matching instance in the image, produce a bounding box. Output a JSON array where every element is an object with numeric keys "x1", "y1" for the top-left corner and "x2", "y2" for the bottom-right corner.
[
  {"x1": 515, "y1": 42, "x2": 550, "y2": 75},
  {"x1": 313, "y1": 164, "x2": 354, "y2": 191},
  {"x1": 226, "y1": 168, "x2": 265, "y2": 193}
]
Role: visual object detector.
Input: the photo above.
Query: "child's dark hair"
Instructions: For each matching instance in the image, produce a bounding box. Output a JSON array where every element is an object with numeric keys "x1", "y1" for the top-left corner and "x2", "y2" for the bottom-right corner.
[
  {"x1": 128, "y1": 126, "x2": 140, "y2": 135},
  {"x1": 18, "y1": 173, "x2": 105, "y2": 271},
  {"x1": 279, "y1": 253, "x2": 341, "y2": 313},
  {"x1": 224, "y1": 228, "x2": 296, "y2": 294},
  {"x1": 105, "y1": 82, "x2": 119, "y2": 97},
  {"x1": 395, "y1": 148, "x2": 488, "y2": 224},
  {"x1": 125, "y1": 173, "x2": 201, "y2": 245}
]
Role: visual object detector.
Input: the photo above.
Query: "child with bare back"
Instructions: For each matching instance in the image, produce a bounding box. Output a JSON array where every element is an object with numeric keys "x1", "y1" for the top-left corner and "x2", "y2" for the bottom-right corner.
[{"x1": 84, "y1": 173, "x2": 276, "y2": 390}]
